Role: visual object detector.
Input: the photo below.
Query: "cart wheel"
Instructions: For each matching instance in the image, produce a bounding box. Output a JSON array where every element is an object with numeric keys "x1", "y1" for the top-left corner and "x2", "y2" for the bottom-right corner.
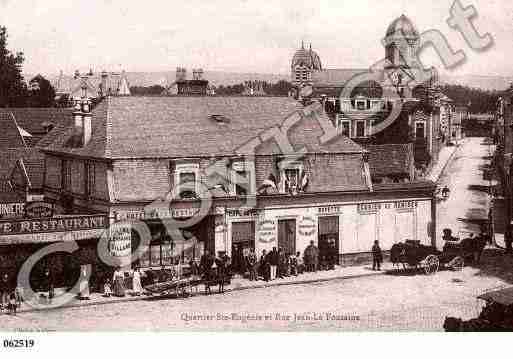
[
  {"x1": 449, "y1": 256, "x2": 464, "y2": 271},
  {"x1": 423, "y1": 255, "x2": 439, "y2": 275}
]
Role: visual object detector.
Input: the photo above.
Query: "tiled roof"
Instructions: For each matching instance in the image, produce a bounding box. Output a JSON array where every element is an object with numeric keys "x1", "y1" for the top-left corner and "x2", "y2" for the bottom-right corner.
[
  {"x1": 43, "y1": 96, "x2": 365, "y2": 159},
  {"x1": 0, "y1": 112, "x2": 26, "y2": 149},
  {"x1": 0, "y1": 148, "x2": 45, "y2": 189},
  {"x1": 0, "y1": 108, "x2": 73, "y2": 136},
  {"x1": 366, "y1": 143, "x2": 414, "y2": 177}
]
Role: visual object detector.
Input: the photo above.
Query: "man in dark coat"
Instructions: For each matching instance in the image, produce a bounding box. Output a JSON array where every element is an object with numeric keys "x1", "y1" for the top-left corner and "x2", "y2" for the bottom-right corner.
[
  {"x1": 0, "y1": 273, "x2": 10, "y2": 311},
  {"x1": 247, "y1": 249, "x2": 258, "y2": 281},
  {"x1": 268, "y1": 247, "x2": 279, "y2": 280},
  {"x1": 372, "y1": 240, "x2": 383, "y2": 271},
  {"x1": 304, "y1": 241, "x2": 319, "y2": 272},
  {"x1": 200, "y1": 250, "x2": 215, "y2": 281},
  {"x1": 259, "y1": 250, "x2": 270, "y2": 281}
]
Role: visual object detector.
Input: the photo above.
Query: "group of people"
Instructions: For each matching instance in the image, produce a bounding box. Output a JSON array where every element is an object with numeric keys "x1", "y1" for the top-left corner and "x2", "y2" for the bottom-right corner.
[
  {"x1": 239, "y1": 241, "x2": 337, "y2": 282},
  {"x1": 103, "y1": 267, "x2": 145, "y2": 298}
]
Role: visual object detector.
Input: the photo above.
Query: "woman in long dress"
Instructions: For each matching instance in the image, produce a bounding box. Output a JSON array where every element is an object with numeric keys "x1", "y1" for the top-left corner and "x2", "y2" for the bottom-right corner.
[
  {"x1": 132, "y1": 268, "x2": 143, "y2": 296},
  {"x1": 112, "y1": 269, "x2": 125, "y2": 297}
]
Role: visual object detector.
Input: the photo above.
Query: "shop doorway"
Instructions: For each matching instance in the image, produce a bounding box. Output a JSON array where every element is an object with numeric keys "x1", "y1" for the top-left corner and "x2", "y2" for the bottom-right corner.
[
  {"x1": 318, "y1": 216, "x2": 339, "y2": 265},
  {"x1": 231, "y1": 221, "x2": 255, "y2": 274},
  {"x1": 278, "y1": 219, "x2": 296, "y2": 255}
]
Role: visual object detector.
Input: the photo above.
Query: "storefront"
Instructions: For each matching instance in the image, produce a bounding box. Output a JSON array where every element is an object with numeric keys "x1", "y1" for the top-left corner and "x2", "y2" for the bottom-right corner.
[
  {"x1": 0, "y1": 214, "x2": 109, "y2": 290},
  {"x1": 220, "y1": 196, "x2": 434, "y2": 266},
  {"x1": 111, "y1": 205, "x2": 218, "y2": 268}
]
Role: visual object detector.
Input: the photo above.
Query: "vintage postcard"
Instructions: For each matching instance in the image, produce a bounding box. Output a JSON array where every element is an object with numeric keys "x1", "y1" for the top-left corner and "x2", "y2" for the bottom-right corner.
[{"x1": 0, "y1": 0, "x2": 512, "y2": 340}]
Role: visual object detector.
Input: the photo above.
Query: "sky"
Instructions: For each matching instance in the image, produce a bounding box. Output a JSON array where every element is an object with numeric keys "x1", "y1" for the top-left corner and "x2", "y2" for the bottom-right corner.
[{"x1": 1, "y1": 0, "x2": 512, "y2": 78}]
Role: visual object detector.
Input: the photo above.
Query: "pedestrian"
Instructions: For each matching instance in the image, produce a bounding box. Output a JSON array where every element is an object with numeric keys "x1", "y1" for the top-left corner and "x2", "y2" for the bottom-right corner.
[
  {"x1": 42, "y1": 268, "x2": 54, "y2": 304},
  {"x1": 295, "y1": 252, "x2": 305, "y2": 274},
  {"x1": 0, "y1": 273, "x2": 9, "y2": 312},
  {"x1": 372, "y1": 240, "x2": 383, "y2": 271},
  {"x1": 215, "y1": 252, "x2": 227, "y2": 294},
  {"x1": 112, "y1": 268, "x2": 126, "y2": 297},
  {"x1": 103, "y1": 279, "x2": 112, "y2": 297},
  {"x1": 505, "y1": 228, "x2": 513, "y2": 254},
  {"x1": 247, "y1": 248, "x2": 258, "y2": 281},
  {"x1": 132, "y1": 267, "x2": 143, "y2": 296},
  {"x1": 78, "y1": 265, "x2": 90, "y2": 300},
  {"x1": 268, "y1": 247, "x2": 279, "y2": 280},
  {"x1": 259, "y1": 250, "x2": 270, "y2": 282},
  {"x1": 278, "y1": 247, "x2": 287, "y2": 278},
  {"x1": 304, "y1": 241, "x2": 319, "y2": 272}
]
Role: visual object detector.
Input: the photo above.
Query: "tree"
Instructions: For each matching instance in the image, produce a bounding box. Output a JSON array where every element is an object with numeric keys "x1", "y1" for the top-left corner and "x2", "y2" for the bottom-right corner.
[
  {"x1": 27, "y1": 74, "x2": 56, "y2": 107},
  {"x1": 0, "y1": 26, "x2": 29, "y2": 107}
]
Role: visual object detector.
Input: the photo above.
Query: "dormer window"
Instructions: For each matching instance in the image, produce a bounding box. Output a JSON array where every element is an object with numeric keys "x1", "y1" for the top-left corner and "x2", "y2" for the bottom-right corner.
[
  {"x1": 279, "y1": 160, "x2": 307, "y2": 194},
  {"x1": 174, "y1": 163, "x2": 199, "y2": 199},
  {"x1": 231, "y1": 160, "x2": 255, "y2": 197}
]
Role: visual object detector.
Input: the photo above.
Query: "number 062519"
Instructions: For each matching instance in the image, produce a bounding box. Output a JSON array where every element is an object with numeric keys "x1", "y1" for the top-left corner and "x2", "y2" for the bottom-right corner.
[{"x1": 3, "y1": 339, "x2": 35, "y2": 348}]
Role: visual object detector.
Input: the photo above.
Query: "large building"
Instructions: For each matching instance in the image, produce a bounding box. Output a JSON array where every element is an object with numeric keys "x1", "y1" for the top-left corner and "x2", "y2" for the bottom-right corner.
[
  {"x1": 290, "y1": 15, "x2": 447, "y2": 172},
  {"x1": 34, "y1": 95, "x2": 436, "y2": 274}
]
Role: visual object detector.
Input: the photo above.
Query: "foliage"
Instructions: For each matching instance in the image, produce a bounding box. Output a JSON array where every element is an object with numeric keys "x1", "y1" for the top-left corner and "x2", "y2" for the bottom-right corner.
[
  {"x1": 130, "y1": 85, "x2": 166, "y2": 96},
  {"x1": 439, "y1": 84, "x2": 499, "y2": 113},
  {"x1": 27, "y1": 74, "x2": 56, "y2": 107},
  {"x1": 0, "y1": 26, "x2": 28, "y2": 107}
]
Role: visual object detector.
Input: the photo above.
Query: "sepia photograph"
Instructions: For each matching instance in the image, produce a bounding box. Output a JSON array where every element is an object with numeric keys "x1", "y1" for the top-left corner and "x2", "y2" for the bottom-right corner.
[{"x1": 0, "y1": 0, "x2": 512, "y2": 343}]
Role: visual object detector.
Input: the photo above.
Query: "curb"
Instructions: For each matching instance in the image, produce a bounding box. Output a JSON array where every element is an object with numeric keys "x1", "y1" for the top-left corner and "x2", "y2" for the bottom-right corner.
[
  {"x1": 14, "y1": 270, "x2": 385, "y2": 314},
  {"x1": 430, "y1": 144, "x2": 460, "y2": 183}
]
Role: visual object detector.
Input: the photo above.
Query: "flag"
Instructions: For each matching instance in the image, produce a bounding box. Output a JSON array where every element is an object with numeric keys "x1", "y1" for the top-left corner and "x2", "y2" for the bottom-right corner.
[
  {"x1": 300, "y1": 169, "x2": 309, "y2": 192},
  {"x1": 257, "y1": 173, "x2": 278, "y2": 194}
]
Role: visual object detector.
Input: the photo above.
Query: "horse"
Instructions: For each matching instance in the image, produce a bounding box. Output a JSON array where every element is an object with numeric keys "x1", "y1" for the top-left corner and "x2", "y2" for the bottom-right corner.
[{"x1": 390, "y1": 243, "x2": 407, "y2": 271}]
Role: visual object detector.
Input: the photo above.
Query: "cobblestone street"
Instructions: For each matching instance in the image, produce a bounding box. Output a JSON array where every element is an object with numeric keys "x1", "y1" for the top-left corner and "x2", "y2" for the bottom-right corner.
[{"x1": 2, "y1": 137, "x2": 511, "y2": 332}]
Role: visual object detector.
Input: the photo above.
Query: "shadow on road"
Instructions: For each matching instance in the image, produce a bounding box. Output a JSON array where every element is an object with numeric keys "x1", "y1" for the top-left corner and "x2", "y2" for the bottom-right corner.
[{"x1": 466, "y1": 248, "x2": 513, "y2": 286}]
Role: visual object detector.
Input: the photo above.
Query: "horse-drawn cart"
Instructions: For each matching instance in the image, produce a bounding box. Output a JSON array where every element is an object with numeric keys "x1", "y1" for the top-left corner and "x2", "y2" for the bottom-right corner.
[
  {"x1": 144, "y1": 276, "x2": 204, "y2": 298},
  {"x1": 390, "y1": 233, "x2": 484, "y2": 275}
]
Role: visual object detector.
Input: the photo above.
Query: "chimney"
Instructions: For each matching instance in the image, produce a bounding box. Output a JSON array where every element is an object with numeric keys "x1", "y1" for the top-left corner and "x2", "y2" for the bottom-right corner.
[
  {"x1": 72, "y1": 99, "x2": 93, "y2": 147},
  {"x1": 176, "y1": 67, "x2": 186, "y2": 81},
  {"x1": 73, "y1": 102, "x2": 84, "y2": 146}
]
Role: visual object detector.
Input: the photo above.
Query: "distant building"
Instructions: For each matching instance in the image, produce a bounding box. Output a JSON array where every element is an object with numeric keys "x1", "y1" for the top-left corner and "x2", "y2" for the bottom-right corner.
[
  {"x1": 162, "y1": 68, "x2": 210, "y2": 96},
  {"x1": 53, "y1": 69, "x2": 131, "y2": 105}
]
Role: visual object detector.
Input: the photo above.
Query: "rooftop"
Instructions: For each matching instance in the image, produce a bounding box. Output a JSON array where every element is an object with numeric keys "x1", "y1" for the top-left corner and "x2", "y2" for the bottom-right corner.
[{"x1": 43, "y1": 96, "x2": 365, "y2": 160}]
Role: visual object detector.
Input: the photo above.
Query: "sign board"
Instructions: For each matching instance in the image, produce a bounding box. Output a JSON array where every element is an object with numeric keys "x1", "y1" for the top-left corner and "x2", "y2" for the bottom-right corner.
[
  {"x1": 0, "y1": 214, "x2": 107, "y2": 236},
  {"x1": 0, "y1": 202, "x2": 25, "y2": 219},
  {"x1": 108, "y1": 222, "x2": 132, "y2": 258},
  {"x1": 114, "y1": 207, "x2": 212, "y2": 221},
  {"x1": 25, "y1": 202, "x2": 54, "y2": 219},
  {"x1": 257, "y1": 219, "x2": 277, "y2": 243},
  {"x1": 0, "y1": 229, "x2": 106, "y2": 245}
]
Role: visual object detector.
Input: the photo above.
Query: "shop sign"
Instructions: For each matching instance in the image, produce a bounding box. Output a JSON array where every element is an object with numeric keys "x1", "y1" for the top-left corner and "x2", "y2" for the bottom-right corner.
[
  {"x1": 257, "y1": 219, "x2": 276, "y2": 243},
  {"x1": 298, "y1": 216, "x2": 316, "y2": 236},
  {"x1": 25, "y1": 202, "x2": 53, "y2": 219},
  {"x1": 357, "y1": 203, "x2": 382, "y2": 213},
  {"x1": 114, "y1": 207, "x2": 205, "y2": 221},
  {"x1": 0, "y1": 214, "x2": 107, "y2": 236},
  {"x1": 0, "y1": 228, "x2": 106, "y2": 245},
  {"x1": 394, "y1": 201, "x2": 418, "y2": 210},
  {"x1": 226, "y1": 207, "x2": 260, "y2": 218},
  {"x1": 318, "y1": 205, "x2": 342, "y2": 215},
  {"x1": 108, "y1": 222, "x2": 132, "y2": 258},
  {"x1": 0, "y1": 202, "x2": 25, "y2": 219}
]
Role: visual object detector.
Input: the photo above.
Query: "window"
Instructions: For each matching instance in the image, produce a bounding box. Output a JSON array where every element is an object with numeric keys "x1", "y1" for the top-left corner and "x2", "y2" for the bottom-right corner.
[
  {"x1": 356, "y1": 100, "x2": 366, "y2": 111},
  {"x1": 85, "y1": 161, "x2": 95, "y2": 198},
  {"x1": 231, "y1": 160, "x2": 254, "y2": 197},
  {"x1": 340, "y1": 120, "x2": 351, "y2": 137},
  {"x1": 284, "y1": 168, "x2": 300, "y2": 194},
  {"x1": 356, "y1": 121, "x2": 366, "y2": 137},
  {"x1": 61, "y1": 159, "x2": 71, "y2": 191},
  {"x1": 415, "y1": 121, "x2": 426, "y2": 139},
  {"x1": 173, "y1": 163, "x2": 200, "y2": 199}
]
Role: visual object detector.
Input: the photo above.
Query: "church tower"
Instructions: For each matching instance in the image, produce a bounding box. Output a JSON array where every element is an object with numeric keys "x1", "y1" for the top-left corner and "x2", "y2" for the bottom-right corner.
[
  {"x1": 291, "y1": 41, "x2": 322, "y2": 88},
  {"x1": 384, "y1": 14, "x2": 420, "y2": 71}
]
